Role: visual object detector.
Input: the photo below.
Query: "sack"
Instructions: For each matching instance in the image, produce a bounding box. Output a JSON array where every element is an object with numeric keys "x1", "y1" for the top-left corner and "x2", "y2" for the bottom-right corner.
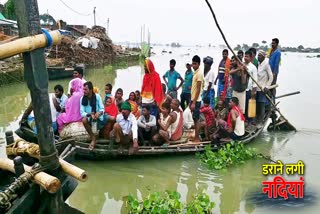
[{"x1": 60, "y1": 122, "x2": 91, "y2": 142}]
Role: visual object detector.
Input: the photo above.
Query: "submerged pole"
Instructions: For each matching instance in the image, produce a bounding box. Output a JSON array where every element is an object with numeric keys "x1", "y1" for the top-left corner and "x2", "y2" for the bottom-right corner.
[{"x1": 14, "y1": 0, "x2": 62, "y2": 212}]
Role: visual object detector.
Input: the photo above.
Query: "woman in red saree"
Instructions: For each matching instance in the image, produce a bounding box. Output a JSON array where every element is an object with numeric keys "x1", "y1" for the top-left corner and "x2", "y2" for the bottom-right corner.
[
  {"x1": 127, "y1": 92, "x2": 140, "y2": 119},
  {"x1": 102, "y1": 96, "x2": 119, "y2": 139},
  {"x1": 141, "y1": 59, "x2": 164, "y2": 117}
]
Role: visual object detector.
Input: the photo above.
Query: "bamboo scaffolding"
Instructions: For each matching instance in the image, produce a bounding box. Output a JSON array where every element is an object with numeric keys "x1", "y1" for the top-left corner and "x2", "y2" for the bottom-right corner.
[
  {"x1": 0, "y1": 158, "x2": 60, "y2": 194},
  {"x1": 0, "y1": 30, "x2": 61, "y2": 60}
]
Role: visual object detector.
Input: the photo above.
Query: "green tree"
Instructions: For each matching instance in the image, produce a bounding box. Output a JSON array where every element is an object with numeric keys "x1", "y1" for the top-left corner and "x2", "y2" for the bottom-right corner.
[
  {"x1": 262, "y1": 40, "x2": 267, "y2": 44},
  {"x1": 3, "y1": 0, "x2": 16, "y2": 21},
  {"x1": 298, "y1": 45, "x2": 304, "y2": 50}
]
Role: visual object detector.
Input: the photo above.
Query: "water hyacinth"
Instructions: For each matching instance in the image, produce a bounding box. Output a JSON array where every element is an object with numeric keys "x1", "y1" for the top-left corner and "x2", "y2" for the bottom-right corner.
[
  {"x1": 127, "y1": 191, "x2": 215, "y2": 214},
  {"x1": 198, "y1": 142, "x2": 261, "y2": 170}
]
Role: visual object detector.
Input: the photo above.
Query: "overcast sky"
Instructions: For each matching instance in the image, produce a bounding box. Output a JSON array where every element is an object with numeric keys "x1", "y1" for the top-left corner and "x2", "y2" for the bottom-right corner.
[{"x1": 4, "y1": 0, "x2": 320, "y2": 47}]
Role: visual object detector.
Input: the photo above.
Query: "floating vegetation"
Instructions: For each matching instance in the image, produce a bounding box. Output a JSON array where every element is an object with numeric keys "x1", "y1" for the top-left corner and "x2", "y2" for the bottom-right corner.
[
  {"x1": 198, "y1": 142, "x2": 263, "y2": 170},
  {"x1": 127, "y1": 191, "x2": 215, "y2": 214}
]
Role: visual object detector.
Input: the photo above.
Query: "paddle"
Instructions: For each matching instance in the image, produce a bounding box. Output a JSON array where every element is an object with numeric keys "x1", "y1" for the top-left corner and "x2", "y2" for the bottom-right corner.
[{"x1": 204, "y1": 0, "x2": 296, "y2": 132}]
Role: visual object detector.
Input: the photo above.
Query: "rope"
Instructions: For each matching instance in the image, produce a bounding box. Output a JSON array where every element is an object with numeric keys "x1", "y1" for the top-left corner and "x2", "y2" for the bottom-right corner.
[{"x1": 41, "y1": 28, "x2": 53, "y2": 47}]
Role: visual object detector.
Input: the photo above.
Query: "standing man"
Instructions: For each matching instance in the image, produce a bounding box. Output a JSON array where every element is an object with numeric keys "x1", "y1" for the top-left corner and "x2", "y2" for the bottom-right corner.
[
  {"x1": 237, "y1": 50, "x2": 244, "y2": 62},
  {"x1": 248, "y1": 47, "x2": 258, "y2": 68},
  {"x1": 229, "y1": 56, "x2": 247, "y2": 114},
  {"x1": 256, "y1": 50, "x2": 273, "y2": 122},
  {"x1": 215, "y1": 49, "x2": 230, "y2": 100},
  {"x1": 268, "y1": 38, "x2": 281, "y2": 97},
  {"x1": 163, "y1": 59, "x2": 184, "y2": 99},
  {"x1": 53, "y1": 84, "x2": 68, "y2": 115},
  {"x1": 244, "y1": 51, "x2": 258, "y2": 119},
  {"x1": 202, "y1": 56, "x2": 215, "y2": 109},
  {"x1": 180, "y1": 63, "x2": 193, "y2": 111},
  {"x1": 80, "y1": 81, "x2": 106, "y2": 150},
  {"x1": 67, "y1": 66, "x2": 86, "y2": 96},
  {"x1": 137, "y1": 105, "x2": 157, "y2": 145},
  {"x1": 190, "y1": 55, "x2": 204, "y2": 143}
]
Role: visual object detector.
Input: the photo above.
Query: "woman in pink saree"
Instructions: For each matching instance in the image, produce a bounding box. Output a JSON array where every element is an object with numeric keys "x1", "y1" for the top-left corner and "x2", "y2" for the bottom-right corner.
[{"x1": 57, "y1": 78, "x2": 84, "y2": 133}]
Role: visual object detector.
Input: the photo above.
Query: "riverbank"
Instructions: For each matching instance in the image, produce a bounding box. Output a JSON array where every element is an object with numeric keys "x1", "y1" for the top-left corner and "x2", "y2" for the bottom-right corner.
[{"x1": 0, "y1": 25, "x2": 141, "y2": 86}]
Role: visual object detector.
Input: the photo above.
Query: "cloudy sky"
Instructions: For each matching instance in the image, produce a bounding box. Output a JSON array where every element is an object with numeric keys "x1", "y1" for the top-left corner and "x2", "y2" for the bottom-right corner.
[{"x1": 4, "y1": 0, "x2": 320, "y2": 47}]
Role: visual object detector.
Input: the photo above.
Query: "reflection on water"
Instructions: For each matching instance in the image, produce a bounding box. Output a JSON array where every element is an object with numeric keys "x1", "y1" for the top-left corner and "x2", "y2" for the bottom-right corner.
[{"x1": 1, "y1": 49, "x2": 320, "y2": 213}]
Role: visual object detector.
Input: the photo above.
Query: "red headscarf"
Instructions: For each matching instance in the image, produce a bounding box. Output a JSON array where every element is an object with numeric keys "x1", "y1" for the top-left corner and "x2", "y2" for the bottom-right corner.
[
  {"x1": 227, "y1": 105, "x2": 245, "y2": 128},
  {"x1": 141, "y1": 59, "x2": 164, "y2": 106},
  {"x1": 104, "y1": 96, "x2": 118, "y2": 117}
]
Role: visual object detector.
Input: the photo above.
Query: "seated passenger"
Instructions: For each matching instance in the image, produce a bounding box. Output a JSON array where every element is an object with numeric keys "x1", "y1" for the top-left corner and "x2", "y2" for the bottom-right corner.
[
  {"x1": 80, "y1": 81, "x2": 106, "y2": 150},
  {"x1": 127, "y1": 91, "x2": 141, "y2": 119},
  {"x1": 101, "y1": 96, "x2": 118, "y2": 139},
  {"x1": 215, "y1": 99, "x2": 228, "y2": 121},
  {"x1": 53, "y1": 84, "x2": 68, "y2": 116},
  {"x1": 200, "y1": 97, "x2": 216, "y2": 141},
  {"x1": 216, "y1": 97, "x2": 245, "y2": 141},
  {"x1": 137, "y1": 105, "x2": 157, "y2": 145},
  {"x1": 115, "y1": 88, "x2": 124, "y2": 107},
  {"x1": 110, "y1": 101, "x2": 139, "y2": 155},
  {"x1": 152, "y1": 99, "x2": 183, "y2": 145},
  {"x1": 135, "y1": 90, "x2": 142, "y2": 107},
  {"x1": 20, "y1": 93, "x2": 58, "y2": 134},
  {"x1": 57, "y1": 78, "x2": 84, "y2": 133}
]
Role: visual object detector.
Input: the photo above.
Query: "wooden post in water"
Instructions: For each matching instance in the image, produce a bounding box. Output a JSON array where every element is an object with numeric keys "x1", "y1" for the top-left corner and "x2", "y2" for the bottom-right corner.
[{"x1": 14, "y1": 0, "x2": 63, "y2": 212}]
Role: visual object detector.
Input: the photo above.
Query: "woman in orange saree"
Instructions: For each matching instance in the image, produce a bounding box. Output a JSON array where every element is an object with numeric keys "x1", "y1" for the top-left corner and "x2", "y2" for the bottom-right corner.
[{"x1": 127, "y1": 92, "x2": 140, "y2": 119}]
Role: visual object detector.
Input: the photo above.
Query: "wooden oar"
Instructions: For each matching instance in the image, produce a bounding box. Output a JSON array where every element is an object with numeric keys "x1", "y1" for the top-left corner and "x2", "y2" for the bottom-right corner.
[
  {"x1": 204, "y1": 0, "x2": 296, "y2": 132},
  {"x1": 275, "y1": 91, "x2": 300, "y2": 99}
]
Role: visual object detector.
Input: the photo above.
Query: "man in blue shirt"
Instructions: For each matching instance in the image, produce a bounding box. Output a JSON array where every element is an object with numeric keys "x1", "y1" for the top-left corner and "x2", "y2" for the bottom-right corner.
[
  {"x1": 80, "y1": 81, "x2": 106, "y2": 150},
  {"x1": 180, "y1": 63, "x2": 193, "y2": 110},
  {"x1": 163, "y1": 59, "x2": 184, "y2": 99},
  {"x1": 269, "y1": 38, "x2": 281, "y2": 97}
]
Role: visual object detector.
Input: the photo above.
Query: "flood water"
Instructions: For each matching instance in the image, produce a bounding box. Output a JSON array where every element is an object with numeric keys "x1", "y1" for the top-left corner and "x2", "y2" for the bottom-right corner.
[{"x1": 0, "y1": 47, "x2": 320, "y2": 214}]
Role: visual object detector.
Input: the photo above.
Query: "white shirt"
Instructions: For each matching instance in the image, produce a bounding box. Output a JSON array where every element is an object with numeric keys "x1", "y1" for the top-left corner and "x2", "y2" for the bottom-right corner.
[
  {"x1": 257, "y1": 58, "x2": 273, "y2": 91},
  {"x1": 30, "y1": 93, "x2": 57, "y2": 122},
  {"x1": 246, "y1": 62, "x2": 258, "y2": 91},
  {"x1": 183, "y1": 107, "x2": 194, "y2": 129},
  {"x1": 116, "y1": 113, "x2": 138, "y2": 140},
  {"x1": 67, "y1": 78, "x2": 87, "y2": 95},
  {"x1": 203, "y1": 70, "x2": 215, "y2": 90}
]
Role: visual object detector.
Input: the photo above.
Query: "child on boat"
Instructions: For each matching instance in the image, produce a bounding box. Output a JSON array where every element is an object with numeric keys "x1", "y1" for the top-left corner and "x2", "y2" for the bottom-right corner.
[{"x1": 200, "y1": 97, "x2": 216, "y2": 141}]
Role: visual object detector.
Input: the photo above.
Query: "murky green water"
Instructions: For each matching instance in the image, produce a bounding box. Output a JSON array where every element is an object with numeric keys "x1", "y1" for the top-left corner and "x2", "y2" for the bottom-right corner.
[{"x1": 1, "y1": 47, "x2": 319, "y2": 214}]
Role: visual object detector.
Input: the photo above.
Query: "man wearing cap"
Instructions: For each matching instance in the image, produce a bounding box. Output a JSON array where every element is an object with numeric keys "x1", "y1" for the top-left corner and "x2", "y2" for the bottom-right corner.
[
  {"x1": 163, "y1": 59, "x2": 184, "y2": 99},
  {"x1": 67, "y1": 66, "x2": 87, "y2": 97},
  {"x1": 111, "y1": 101, "x2": 138, "y2": 154},
  {"x1": 257, "y1": 50, "x2": 273, "y2": 122},
  {"x1": 180, "y1": 63, "x2": 193, "y2": 111},
  {"x1": 202, "y1": 56, "x2": 215, "y2": 108}
]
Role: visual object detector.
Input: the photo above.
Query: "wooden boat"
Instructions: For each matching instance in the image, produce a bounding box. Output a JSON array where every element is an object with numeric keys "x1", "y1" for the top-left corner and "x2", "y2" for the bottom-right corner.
[
  {"x1": 16, "y1": 110, "x2": 272, "y2": 160},
  {"x1": 47, "y1": 66, "x2": 75, "y2": 80}
]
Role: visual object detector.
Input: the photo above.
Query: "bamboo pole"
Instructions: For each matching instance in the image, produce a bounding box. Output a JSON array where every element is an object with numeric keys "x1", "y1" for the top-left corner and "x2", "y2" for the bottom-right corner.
[
  {"x1": 204, "y1": 0, "x2": 296, "y2": 131},
  {"x1": 0, "y1": 30, "x2": 61, "y2": 60},
  {"x1": 0, "y1": 158, "x2": 61, "y2": 194}
]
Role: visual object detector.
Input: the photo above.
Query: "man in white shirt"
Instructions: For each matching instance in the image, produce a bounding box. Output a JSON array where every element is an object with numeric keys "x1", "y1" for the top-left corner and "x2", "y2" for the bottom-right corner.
[
  {"x1": 244, "y1": 50, "x2": 258, "y2": 120},
  {"x1": 202, "y1": 56, "x2": 215, "y2": 108},
  {"x1": 111, "y1": 101, "x2": 138, "y2": 154},
  {"x1": 67, "y1": 67, "x2": 86, "y2": 97},
  {"x1": 256, "y1": 50, "x2": 273, "y2": 122}
]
